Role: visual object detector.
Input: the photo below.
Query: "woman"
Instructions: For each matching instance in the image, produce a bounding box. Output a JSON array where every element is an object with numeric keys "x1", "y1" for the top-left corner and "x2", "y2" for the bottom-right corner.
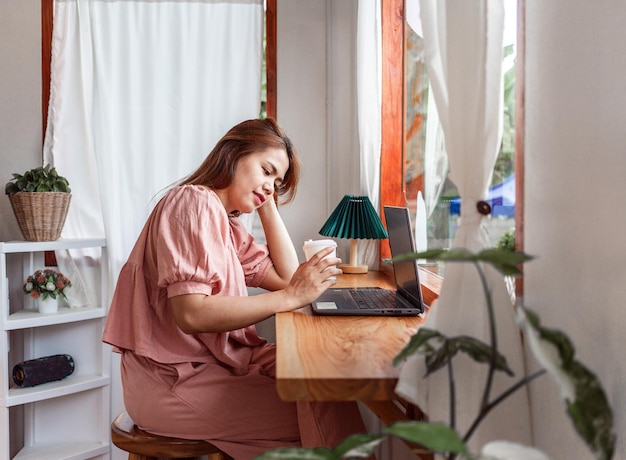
[{"x1": 102, "y1": 118, "x2": 366, "y2": 459}]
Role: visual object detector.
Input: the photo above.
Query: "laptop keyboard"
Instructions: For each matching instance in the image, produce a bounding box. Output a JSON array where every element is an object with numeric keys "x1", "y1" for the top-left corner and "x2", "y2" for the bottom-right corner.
[{"x1": 348, "y1": 288, "x2": 400, "y2": 310}]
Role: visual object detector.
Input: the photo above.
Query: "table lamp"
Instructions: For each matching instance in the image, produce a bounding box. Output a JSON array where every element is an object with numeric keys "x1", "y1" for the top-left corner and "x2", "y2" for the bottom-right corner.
[{"x1": 319, "y1": 194, "x2": 388, "y2": 274}]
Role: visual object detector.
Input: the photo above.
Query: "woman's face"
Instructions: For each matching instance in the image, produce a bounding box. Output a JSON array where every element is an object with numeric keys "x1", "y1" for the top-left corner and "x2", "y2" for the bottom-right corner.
[{"x1": 218, "y1": 147, "x2": 290, "y2": 215}]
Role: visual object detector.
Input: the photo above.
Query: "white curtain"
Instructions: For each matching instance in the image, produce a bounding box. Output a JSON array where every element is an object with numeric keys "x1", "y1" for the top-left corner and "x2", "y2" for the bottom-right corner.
[
  {"x1": 43, "y1": 2, "x2": 263, "y2": 454},
  {"x1": 44, "y1": 0, "x2": 264, "y2": 284},
  {"x1": 357, "y1": 0, "x2": 383, "y2": 270},
  {"x1": 356, "y1": 0, "x2": 383, "y2": 454},
  {"x1": 406, "y1": 1, "x2": 449, "y2": 222},
  {"x1": 396, "y1": 0, "x2": 532, "y2": 454}
]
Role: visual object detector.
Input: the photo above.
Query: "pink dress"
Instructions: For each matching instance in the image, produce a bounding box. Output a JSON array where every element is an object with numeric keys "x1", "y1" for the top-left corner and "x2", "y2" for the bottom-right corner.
[{"x1": 103, "y1": 185, "x2": 365, "y2": 459}]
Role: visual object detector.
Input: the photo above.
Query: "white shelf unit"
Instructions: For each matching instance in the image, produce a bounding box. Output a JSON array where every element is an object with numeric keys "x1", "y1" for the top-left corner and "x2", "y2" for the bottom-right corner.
[{"x1": 0, "y1": 238, "x2": 110, "y2": 460}]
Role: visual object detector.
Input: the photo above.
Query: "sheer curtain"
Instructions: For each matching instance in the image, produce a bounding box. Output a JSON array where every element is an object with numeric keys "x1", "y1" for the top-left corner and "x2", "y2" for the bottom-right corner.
[
  {"x1": 357, "y1": 0, "x2": 383, "y2": 270},
  {"x1": 396, "y1": 0, "x2": 532, "y2": 453},
  {"x1": 43, "y1": 1, "x2": 263, "y2": 450},
  {"x1": 44, "y1": 0, "x2": 263, "y2": 287},
  {"x1": 406, "y1": 0, "x2": 449, "y2": 225}
]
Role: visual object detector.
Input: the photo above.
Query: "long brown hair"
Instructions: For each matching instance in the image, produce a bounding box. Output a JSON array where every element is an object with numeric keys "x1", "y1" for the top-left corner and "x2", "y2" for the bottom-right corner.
[{"x1": 180, "y1": 118, "x2": 300, "y2": 205}]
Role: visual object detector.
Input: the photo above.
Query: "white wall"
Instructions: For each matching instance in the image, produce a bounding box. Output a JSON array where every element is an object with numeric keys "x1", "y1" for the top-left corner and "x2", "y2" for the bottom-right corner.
[
  {"x1": 1, "y1": 1, "x2": 44, "y2": 455},
  {"x1": 0, "y1": 1, "x2": 42, "y2": 240},
  {"x1": 525, "y1": 1, "x2": 626, "y2": 458},
  {"x1": 277, "y1": 0, "x2": 361, "y2": 264}
]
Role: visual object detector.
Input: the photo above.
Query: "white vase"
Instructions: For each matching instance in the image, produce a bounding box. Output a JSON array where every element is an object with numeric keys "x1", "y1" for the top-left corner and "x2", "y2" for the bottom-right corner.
[{"x1": 36, "y1": 296, "x2": 60, "y2": 314}]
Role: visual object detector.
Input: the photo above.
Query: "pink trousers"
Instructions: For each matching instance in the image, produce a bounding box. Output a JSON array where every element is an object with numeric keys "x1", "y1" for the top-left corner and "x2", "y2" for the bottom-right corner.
[{"x1": 121, "y1": 346, "x2": 367, "y2": 460}]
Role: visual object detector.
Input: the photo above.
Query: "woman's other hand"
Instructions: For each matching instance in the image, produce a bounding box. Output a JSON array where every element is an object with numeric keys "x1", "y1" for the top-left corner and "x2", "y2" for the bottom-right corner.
[{"x1": 282, "y1": 246, "x2": 342, "y2": 308}]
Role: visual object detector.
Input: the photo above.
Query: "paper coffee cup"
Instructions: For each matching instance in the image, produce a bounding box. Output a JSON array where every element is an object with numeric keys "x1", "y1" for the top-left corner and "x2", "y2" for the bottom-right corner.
[{"x1": 303, "y1": 239, "x2": 338, "y2": 280}]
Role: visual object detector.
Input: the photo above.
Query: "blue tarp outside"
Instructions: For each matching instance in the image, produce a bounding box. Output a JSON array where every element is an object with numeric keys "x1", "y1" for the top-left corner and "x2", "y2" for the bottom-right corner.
[{"x1": 448, "y1": 174, "x2": 515, "y2": 217}]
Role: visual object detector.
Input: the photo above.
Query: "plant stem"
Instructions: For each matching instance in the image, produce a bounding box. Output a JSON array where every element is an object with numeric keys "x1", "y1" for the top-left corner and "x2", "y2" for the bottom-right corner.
[
  {"x1": 446, "y1": 359, "x2": 458, "y2": 460},
  {"x1": 448, "y1": 359, "x2": 456, "y2": 431},
  {"x1": 475, "y1": 262, "x2": 498, "y2": 410},
  {"x1": 462, "y1": 369, "x2": 546, "y2": 443}
]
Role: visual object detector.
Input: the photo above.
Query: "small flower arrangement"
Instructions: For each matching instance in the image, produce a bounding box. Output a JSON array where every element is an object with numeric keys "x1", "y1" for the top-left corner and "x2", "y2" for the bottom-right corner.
[{"x1": 23, "y1": 269, "x2": 72, "y2": 301}]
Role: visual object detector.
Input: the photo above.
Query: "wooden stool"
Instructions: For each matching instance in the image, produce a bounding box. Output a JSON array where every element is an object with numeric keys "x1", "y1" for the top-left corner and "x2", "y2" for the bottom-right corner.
[{"x1": 111, "y1": 411, "x2": 232, "y2": 460}]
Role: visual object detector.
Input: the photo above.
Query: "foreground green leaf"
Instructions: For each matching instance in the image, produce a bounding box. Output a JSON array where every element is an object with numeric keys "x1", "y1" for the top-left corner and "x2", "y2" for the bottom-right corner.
[
  {"x1": 393, "y1": 328, "x2": 443, "y2": 365},
  {"x1": 451, "y1": 335, "x2": 514, "y2": 376},
  {"x1": 393, "y1": 328, "x2": 514, "y2": 377},
  {"x1": 392, "y1": 248, "x2": 533, "y2": 277},
  {"x1": 254, "y1": 448, "x2": 334, "y2": 460},
  {"x1": 474, "y1": 248, "x2": 533, "y2": 276},
  {"x1": 385, "y1": 421, "x2": 473, "y2": 459},
  {"x1": 332, "y1": 434, "x2": 385, "y2": 458},
  {"x1": 253, "y1": 434, "x2": 384, "y2": 460}
]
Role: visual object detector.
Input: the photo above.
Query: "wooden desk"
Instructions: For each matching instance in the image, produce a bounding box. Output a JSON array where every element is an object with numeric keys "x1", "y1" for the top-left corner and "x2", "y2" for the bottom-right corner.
[{"x1": 276, "y1": 271, "x2": 433, "y2": 458}]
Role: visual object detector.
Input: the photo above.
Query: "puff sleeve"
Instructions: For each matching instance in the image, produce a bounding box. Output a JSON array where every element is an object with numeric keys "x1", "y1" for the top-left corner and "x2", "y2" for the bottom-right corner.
[
  {"x1": 229, "y1": 217, "x2": 273, "y2": 287},
  {"x1": 154, "y1": 186, "x2": 250, "y2": 299}
]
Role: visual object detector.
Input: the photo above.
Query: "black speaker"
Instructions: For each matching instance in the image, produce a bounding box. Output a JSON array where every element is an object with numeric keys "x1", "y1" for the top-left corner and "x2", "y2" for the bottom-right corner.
[{"x1": 12, "y1": 354, "x2": 75, "y2": 387}]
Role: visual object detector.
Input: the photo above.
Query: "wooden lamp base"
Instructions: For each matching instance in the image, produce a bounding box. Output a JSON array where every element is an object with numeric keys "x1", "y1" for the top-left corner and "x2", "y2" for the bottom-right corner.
[
  {"x1": 340, "y1": 239, "x2": 369, "y2": 274},
  {"x1": 340, "y1": 263, "x2": 369, "y2": 274}
]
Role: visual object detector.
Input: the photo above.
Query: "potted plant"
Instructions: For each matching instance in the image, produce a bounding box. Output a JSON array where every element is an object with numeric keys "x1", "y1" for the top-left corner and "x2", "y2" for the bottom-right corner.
[
  {"x1": 255, "y1": 249, "x2": 616, "y2": 460},
  {"x1": 23, "y1": 268, "x2": 72, "y2": 313},
  {"x1": 5, "y1": 164, "x2": 72, "y2": 241}
]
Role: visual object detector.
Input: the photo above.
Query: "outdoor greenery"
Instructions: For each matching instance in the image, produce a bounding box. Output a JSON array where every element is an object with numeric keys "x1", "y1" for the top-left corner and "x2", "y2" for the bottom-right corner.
[
  {"x1": 496, "y1": 229, "x2": 515, "y2": 252},
  {"x1": 492, "y1": 44, "x2": 516, "y2": 187},
  {"x1": 255, "y1": 248, "x2": 615, "y2": 460}
]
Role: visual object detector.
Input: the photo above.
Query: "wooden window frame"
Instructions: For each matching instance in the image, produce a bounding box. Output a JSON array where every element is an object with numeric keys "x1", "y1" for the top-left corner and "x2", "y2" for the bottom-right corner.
[
  {"x1": 265, "y1": 0, "x2": 277, "y2": 118},
  {"x1": 42, "y1": 0, "x2": 53, "y2": 136},
  {"x1": 42, "y1": 0, "x2": 54, "y2": 266}
]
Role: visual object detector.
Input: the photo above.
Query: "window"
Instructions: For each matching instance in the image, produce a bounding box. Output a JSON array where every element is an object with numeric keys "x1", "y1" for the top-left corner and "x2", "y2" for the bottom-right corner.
[
  {"x1": 380, "y1": 0, "x2": 523, "y2": 284},
  {"x1": 41, "y1": 0, "x2": 275, "y2": 253}
]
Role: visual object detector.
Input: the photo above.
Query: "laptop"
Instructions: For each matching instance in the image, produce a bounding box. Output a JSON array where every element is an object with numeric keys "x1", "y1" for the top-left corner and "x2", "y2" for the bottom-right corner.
[{"x1": 311, "y1": 205, "x2": 425, "y2": 316}]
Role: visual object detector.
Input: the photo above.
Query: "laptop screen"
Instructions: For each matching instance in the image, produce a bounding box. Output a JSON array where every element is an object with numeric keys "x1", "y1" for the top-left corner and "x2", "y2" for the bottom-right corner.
[{"x1": 383, "y1": 206, "x2": 424, "y2": 306}]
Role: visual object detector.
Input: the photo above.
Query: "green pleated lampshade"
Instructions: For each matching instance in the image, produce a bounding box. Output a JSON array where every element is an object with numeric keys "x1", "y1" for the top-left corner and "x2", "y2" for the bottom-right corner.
[{"x1": 319, "y1": 195, "x2": 388, "y2": 240}]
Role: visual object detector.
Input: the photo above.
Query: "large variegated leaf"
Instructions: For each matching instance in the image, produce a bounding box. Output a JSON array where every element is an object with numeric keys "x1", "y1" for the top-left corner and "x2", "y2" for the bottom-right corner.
[
  {"x1": 478, "y1": 441, "x2": 549, "y2": 460},
  {"x1": 516, "y1": 307, "x2": 615, "y2": 460}
]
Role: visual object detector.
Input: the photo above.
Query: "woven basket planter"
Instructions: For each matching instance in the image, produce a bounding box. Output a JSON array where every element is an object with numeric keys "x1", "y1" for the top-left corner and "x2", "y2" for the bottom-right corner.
[{"x1": 8, "y1": 192, "x2": 71, "y2": 241}]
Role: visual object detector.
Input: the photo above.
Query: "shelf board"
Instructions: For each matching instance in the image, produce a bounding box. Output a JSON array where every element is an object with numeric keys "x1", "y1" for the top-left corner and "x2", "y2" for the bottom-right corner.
[
  {"x1": 0, "y1": 238, "x2": 105, "y2": 254},
  {"x1": 2, "y1": 306, "x2": 105, "y2": 330},
  {"x1": 13, "y1": 442, "x2": 109, "y2": 460},
  {"x1": 2, "y1": 374, "x2": 110, "y2": 407}
]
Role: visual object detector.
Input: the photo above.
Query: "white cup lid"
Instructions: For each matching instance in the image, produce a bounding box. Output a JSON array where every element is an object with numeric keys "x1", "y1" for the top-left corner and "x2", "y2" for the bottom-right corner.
[{"x1": 303, "y1": 239, "x2": 337, "y2": 247}]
